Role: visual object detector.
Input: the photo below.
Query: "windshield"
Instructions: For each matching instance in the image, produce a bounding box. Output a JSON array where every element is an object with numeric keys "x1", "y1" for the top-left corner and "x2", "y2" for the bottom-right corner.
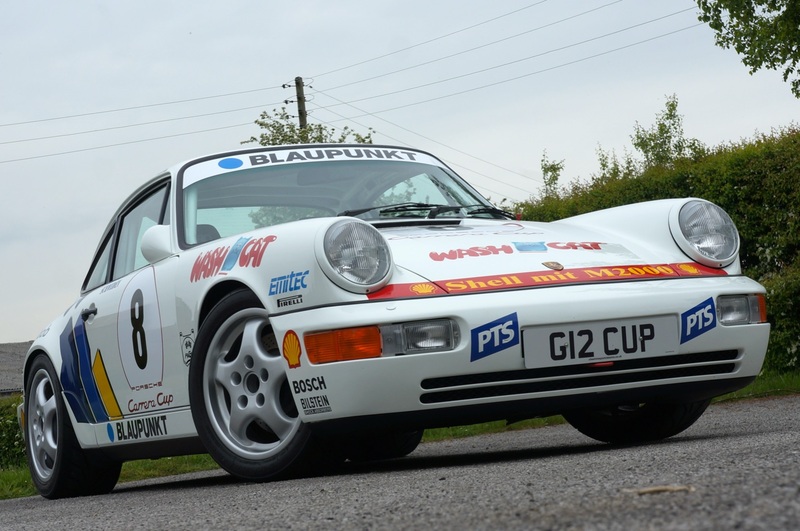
[{"x1": 179, "y1": 148, "x2": 498, "y2": 245}]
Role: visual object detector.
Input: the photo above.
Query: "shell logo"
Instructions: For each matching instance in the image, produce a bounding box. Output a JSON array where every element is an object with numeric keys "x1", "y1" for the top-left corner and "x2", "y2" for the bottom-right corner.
[
  {"x1": 410, "y1": 283, "x2": 436, "y2": 295},
  {"x1": 679, "y1": 263, "x2": 700, "y2": 275},
  {"x1": 282, "y1": 330, "x2": 302, "y2": 368}
]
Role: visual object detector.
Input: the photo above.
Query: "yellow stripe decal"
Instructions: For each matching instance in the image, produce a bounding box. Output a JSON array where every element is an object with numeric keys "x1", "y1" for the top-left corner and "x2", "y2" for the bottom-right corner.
[{"x1": 92, "y1": 350, "x2": 123, "y2": 420}]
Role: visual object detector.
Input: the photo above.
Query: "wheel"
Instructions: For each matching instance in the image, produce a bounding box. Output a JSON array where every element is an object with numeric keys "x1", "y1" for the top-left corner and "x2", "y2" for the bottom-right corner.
[
  {"x1": 563, "y1": 399, "x2": 711, "y2": 445},
  {"x1": 346, "y1": 430, "x2": 424, "y2": 462},
  {"x1": 24, "y1": 354, "x2": 121, "y2": 498},
  {"x1": 189, "y1": 289, "x2": 310, "y2": 481}
]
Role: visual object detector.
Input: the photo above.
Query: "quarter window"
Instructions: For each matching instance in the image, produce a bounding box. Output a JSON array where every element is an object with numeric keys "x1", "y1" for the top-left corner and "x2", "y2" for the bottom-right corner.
[
  {"x1": 113, "y1": 185, "x2": 169, "y2": 280},
  {"x1": 83, "y1": 233, "x2": 113, "y2": 292}
]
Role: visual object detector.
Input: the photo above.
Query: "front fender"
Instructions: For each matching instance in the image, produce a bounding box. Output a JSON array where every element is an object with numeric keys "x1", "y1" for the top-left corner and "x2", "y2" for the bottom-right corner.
[{"x1": 554, "y1": 198, "x2": 742, "y2": 275}]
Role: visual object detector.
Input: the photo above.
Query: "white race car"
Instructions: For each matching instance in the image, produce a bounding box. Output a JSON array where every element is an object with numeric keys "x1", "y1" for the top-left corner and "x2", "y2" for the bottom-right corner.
[{"x1": 18, "y1": 144, "x2": 770, "y2": 498}]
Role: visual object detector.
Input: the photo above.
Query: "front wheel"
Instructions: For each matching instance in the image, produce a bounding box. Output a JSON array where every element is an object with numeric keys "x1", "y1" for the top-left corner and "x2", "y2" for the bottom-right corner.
[
  {"x1": 189, "y1": 289, "x2": 310, "y2": 481},
  {"x1": 24, "y1": 354, "x2": 121, "y2": 498},
  {"x1": 563, "y1": 399, "x2": 711, "y2": 445}
]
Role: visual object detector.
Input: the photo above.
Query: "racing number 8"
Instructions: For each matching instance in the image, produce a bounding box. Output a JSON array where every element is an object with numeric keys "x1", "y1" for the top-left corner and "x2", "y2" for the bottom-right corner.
[{"x1": 130, "y1": 288, "x2": 148, "y2": 369}]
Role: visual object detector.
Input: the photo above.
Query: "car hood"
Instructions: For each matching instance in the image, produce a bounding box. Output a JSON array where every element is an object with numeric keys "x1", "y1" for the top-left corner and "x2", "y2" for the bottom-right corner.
[{"x1": 374, "y1": 219, "x2": 722, "y2": 297}]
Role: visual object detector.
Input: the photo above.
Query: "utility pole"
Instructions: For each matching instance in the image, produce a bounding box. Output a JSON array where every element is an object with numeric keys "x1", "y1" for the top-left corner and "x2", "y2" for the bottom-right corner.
[{"x1": 294, "y1": 76, "x2": 307, "y2": 129}]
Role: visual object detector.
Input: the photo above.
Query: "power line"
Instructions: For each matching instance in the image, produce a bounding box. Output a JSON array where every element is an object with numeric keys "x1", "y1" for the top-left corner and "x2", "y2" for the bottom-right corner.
[
  {"x1": 307, "y1": 99, "x2": 529, "y2": 201},
  {"x1": 0, "y1": 86, "x2": 283, "y2": 128},
  {"x1": 0, "y1": 9, "x2": 703, "y2": 167},
  {"x1": 0, "y1": 22, "x2": 704, "y2": 167},
  {"x1": 0, "y1": 122, "x2": 252, "y2": 164},
  {"x1": 0, "y1": 3, "x2": 554, "y2": 131},
  {"x1": 322, "y1": 23, "x2": 704, "y2": 120},
  {"x1": 0, "y1": 101, "x2": 284, "y2": 145},
  {"x1": 311, "y1": 0, "x2": 551, "y2": 79},
  {"x1": 315, "y1": 9, "x2": 701, "y2": 112},
  {"x1": 324, "y1": 0, "x2": 624, "y2": 92},
  {"x1": 308, "y1": 89, "x2": 541, "y2": 193}
]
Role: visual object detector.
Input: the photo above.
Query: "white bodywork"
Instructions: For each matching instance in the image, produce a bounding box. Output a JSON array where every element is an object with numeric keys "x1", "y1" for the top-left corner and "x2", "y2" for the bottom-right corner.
[{"x1": 20, "y1": 145, "x2": 769, "y2": 456}]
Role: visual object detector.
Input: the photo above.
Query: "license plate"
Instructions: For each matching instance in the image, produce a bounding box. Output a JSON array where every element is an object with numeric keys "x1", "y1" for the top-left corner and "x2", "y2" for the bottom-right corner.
[{"x1": 522, "y1": 315, "x2": 679, "y2": 369}]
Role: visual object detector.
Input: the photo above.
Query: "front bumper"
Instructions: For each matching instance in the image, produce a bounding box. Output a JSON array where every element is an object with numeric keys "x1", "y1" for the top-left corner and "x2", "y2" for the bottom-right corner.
[{"x1": 271, "y1": 275, "x2": 769, "y2": 431}]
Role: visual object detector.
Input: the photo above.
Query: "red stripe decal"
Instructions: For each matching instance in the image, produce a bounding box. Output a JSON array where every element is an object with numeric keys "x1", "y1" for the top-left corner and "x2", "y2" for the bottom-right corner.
[{"x1": 367, "y1": 263, "x2": 727, "y2": 300}]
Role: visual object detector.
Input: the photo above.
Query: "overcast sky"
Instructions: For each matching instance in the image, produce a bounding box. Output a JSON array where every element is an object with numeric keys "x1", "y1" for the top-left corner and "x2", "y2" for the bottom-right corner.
[{"x1": 1, "y1": 1, "x2": 797, "y2": 343}]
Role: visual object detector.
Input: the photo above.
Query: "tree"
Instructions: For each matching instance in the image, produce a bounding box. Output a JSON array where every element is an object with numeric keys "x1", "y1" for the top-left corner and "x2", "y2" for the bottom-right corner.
[
  {"x1": 630, "y1": 94, "x2": 706, "y2": 168},
  {"x1": 539, "y1": 150, "x2": 565, "y2": 198},
  {"x1": 243, "y1": 107, "x2": 374, "y2": 146},
  {"x1": 696, "y1": 1, "x2": 800, "y2": 97}
]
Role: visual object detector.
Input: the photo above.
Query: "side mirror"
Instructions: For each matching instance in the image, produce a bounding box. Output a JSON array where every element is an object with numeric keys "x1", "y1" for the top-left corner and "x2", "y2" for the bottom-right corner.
[{"x1": 141, "y1": 225, "x2": 173, "y2": 264}]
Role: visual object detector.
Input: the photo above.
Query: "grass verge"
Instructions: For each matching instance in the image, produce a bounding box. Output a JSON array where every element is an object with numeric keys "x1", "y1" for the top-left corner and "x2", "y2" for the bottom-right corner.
[{"x1": 2, "y1": 371, "x2": 798, "y2": 500}]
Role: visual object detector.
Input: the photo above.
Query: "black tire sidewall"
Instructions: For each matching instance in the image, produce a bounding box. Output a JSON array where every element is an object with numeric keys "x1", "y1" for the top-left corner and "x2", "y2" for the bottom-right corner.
[
  {"x1": 189, "y1": 289, "x2": 310, "y2": 481},
  {"x1": 563, "y1": 399, "x2": 712, "y2": 444},
  {"x1": 25, "y1": 355, "x2": 63, "y2": 497}
]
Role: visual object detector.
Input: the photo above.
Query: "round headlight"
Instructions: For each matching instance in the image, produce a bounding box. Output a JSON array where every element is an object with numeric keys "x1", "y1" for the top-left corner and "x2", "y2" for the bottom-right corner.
[
  {"x1": 319, "y1": 220, "x2": 392, "y2": 293},
  {"x1": 669, "y1": 200, "x2": 739, "y2": 268}
]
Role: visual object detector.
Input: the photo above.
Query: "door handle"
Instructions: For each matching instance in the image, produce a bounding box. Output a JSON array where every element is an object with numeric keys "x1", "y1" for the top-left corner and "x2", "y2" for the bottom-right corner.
[{"x1": 80, "y1": 306, "x2": 98, "y2": 321}]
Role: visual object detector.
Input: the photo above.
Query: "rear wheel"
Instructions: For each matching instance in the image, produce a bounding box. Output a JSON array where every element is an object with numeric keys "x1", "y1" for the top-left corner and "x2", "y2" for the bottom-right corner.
[
  {"x1": 563, "y1": 399, "x2": 711, "y2": 445},
  {"x1": 189, "y1": 289, "x2": 310, "y2": 481},
  {"x1": 25, "y1": 354, "x2": 121, "y2": 498}
]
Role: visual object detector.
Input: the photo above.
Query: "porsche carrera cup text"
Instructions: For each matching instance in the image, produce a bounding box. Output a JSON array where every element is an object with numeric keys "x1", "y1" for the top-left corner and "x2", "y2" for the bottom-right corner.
[
  {"x1": 548, "y1": 323, "x2": 656, "y2": 361},
  {"x1": 127, "y1": 393, "x2": 175, "y2": 413}
]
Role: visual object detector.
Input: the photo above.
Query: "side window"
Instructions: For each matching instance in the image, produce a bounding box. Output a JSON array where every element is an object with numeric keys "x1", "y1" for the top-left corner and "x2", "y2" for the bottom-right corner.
[
  {"x1": 83, "y1": 233, "x2": 113, "y2": 292},
  {"x1": 112, "y1": 185, "x2": 169, "y2": 280}
]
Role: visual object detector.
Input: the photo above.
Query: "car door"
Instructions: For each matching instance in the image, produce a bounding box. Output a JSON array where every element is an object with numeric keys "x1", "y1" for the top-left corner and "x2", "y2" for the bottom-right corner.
[{"x1": 77, "y1": 181, "x2": 177, "y2": 426}]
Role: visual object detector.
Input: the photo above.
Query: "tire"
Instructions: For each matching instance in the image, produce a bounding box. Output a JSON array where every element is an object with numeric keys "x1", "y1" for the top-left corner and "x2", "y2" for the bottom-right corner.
[
  {"x1": 563, "y1": 399, "x2": 712, "y2": 445},
  {"x1": 189, "y1": 289, "x2": 310, "y2": 481},
  {"x1": 24, "y1": 354, "x2": 121, "y2": 499},
  {"x1": 346, "y1": 430, "x2": 424, "y2": 462}
]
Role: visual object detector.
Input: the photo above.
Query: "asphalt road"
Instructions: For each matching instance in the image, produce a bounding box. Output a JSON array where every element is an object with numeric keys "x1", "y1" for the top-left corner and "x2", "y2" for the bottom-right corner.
[{"x1": 3, "y1": 394, "x2": 799, "y2": 530}]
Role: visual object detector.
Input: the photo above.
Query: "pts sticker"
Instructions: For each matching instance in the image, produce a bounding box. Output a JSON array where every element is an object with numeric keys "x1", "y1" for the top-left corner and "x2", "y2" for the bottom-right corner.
[
  {"x1": 681, "y1": 297, "x2": 717, "y2": 344},
  {"x1": 471, "y1": 312, "x2": 519, "y2": 362}
]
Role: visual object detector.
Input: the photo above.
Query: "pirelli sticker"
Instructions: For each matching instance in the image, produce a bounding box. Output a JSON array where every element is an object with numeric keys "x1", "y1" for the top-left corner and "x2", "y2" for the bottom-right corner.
[{"x1": 367, "y1": 262, "x2": 727, "y2": 300}]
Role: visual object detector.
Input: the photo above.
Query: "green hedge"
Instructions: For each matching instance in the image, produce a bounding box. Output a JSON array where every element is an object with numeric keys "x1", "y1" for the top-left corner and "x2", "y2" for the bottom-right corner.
[
  {"x1": 518, "y1": 127, "x2": 800, "y2": 372},
  {"x1": 0, "y1": 396, "x2": 25, "y2": 469}
]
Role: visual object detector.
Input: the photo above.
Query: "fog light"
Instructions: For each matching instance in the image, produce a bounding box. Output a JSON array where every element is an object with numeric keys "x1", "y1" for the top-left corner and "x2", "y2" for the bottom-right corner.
[
  {"x1": 718, "y1": 294, "x2": 767, "y2": 325},
  {"x1": 405, "y1": 320, "x2": 458, "y2": 353},
  {"x1": 380, "y1": 319, "x2": 459, "y2": 356}
]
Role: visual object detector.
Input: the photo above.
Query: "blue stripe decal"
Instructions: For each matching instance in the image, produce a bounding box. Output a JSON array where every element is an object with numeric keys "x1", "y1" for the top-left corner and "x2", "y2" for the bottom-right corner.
[
  {"x1": 58, "y1": 319, "x2": 92, "y2": 423},
  {"x1": 73, "y1": 318, "x2": 109, "y2": 423}
]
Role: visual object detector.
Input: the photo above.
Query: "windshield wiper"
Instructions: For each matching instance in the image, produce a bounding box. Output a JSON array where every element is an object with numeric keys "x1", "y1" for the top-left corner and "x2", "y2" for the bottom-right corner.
[
  {"x1": 338, "y1": 202, "x2": 448, "y2": 218},
  {"x1": 464, "y1": 205, "x2": 516, "y2": 219},
  {"x1": 337, "y1": 202, "x2": 515, "y2": 220}
]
